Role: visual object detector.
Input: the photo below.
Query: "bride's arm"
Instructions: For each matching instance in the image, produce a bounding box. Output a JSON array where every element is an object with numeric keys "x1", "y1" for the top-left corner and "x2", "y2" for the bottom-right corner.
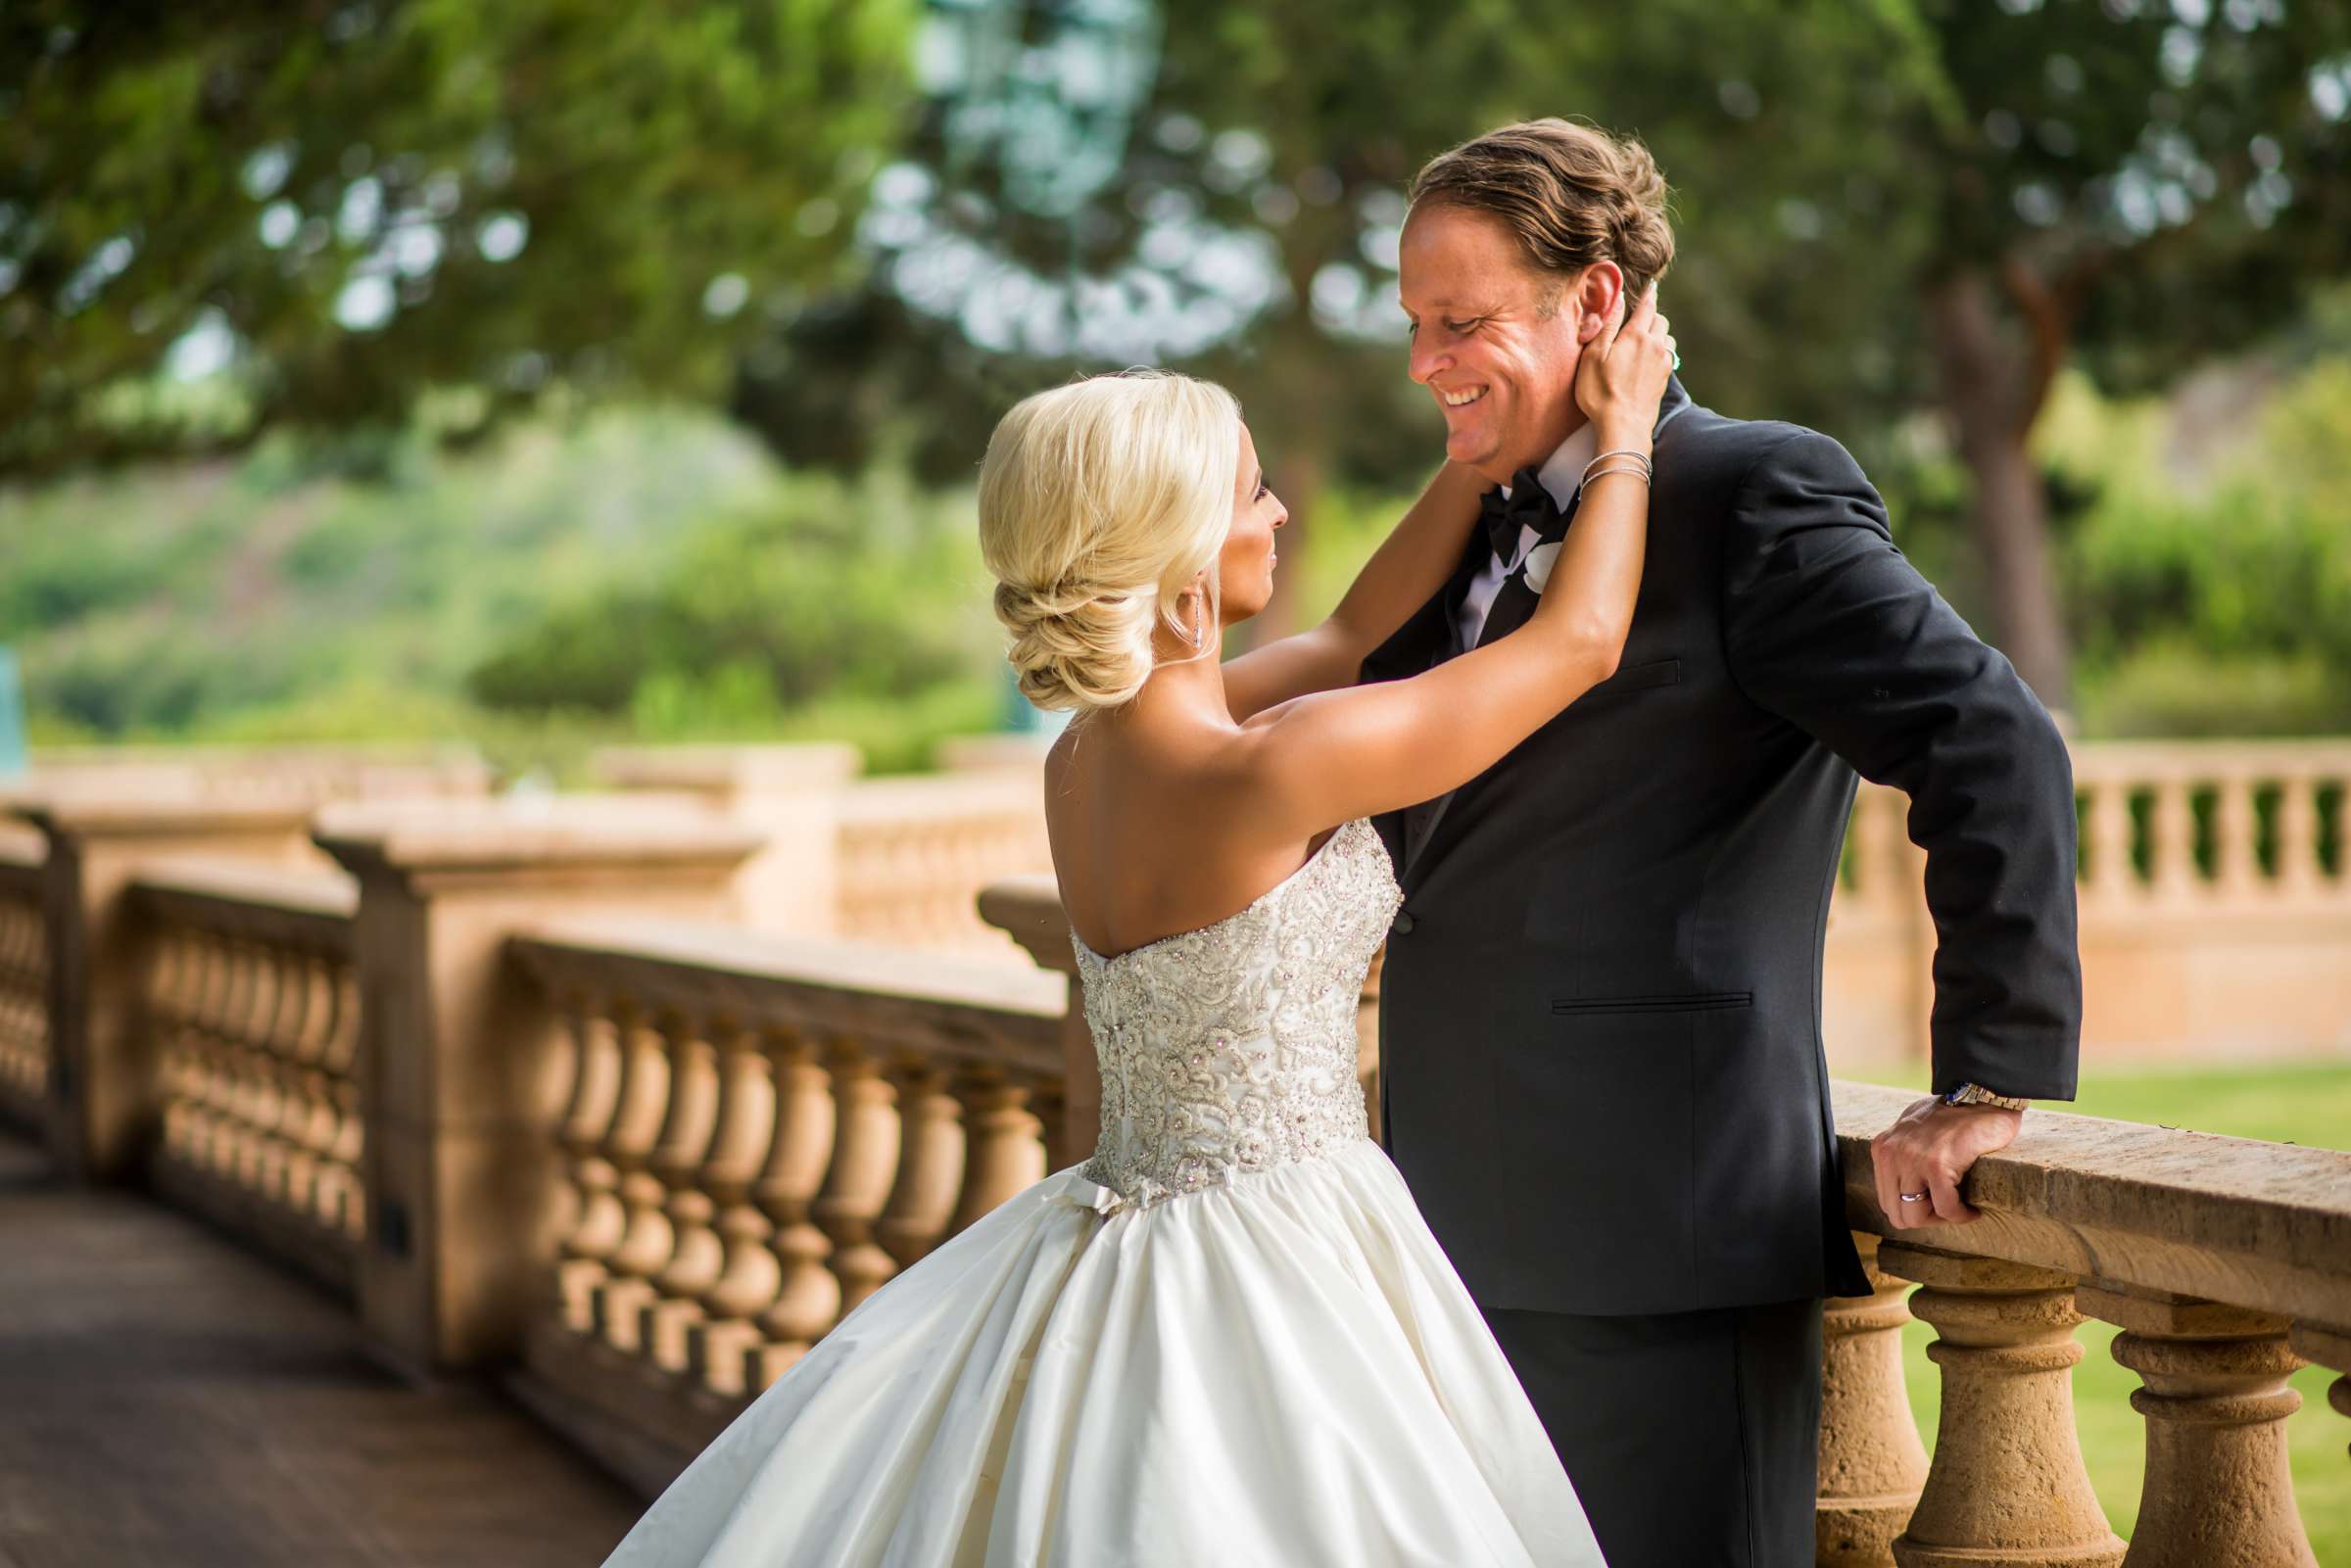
[
  {"x1": 1219, "y1": 460, "x2": 1488, "y2": 722},
  {"x1": 1234, "y1": 287, "x2": 1674, "y2": 834}
]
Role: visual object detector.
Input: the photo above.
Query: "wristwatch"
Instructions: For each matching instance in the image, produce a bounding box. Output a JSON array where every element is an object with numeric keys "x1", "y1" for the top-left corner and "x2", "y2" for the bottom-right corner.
[{"x1": 1942, "y1": 1082, "x2": 2032, "y2": 1112}]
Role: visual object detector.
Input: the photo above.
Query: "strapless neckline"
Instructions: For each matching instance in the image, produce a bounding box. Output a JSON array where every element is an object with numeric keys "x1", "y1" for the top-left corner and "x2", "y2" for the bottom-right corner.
[{"x1": 1067, "y1": 818, "x2": 1369, "y2": 968}]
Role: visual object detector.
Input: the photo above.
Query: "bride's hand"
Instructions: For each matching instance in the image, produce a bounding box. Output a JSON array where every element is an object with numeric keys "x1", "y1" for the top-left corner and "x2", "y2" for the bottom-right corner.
[{"x1": 1573, "y1": 282, "x2": 1674, "y2": 446}]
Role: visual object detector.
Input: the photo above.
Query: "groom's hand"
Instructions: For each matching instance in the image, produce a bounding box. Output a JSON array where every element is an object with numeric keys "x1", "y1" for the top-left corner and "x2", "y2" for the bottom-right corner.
[{"x1": 1869, "y1": 1096, "x2": 2024, "y2": 1228}]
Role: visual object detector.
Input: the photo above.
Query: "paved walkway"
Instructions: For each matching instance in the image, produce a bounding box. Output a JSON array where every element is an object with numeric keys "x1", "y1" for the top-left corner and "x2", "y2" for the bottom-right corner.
[{"x1": 0, "y1": 1133, "x2": 641, "y2": 1567}]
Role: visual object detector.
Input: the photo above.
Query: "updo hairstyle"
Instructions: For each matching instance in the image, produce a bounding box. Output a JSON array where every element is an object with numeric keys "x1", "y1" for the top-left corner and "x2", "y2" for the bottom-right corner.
[{"x1": 978, "y1": 370, "x2": 1241, "y2": 714}]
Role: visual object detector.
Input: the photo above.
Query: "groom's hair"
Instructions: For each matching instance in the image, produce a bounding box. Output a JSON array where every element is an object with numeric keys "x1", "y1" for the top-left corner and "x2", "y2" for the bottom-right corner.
[{"x1": 1410, "y1": 119, "x2": 1675, "y2": 314}]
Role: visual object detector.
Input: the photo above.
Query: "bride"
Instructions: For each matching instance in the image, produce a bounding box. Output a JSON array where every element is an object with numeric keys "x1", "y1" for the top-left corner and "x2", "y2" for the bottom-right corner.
[{"x1": 599, "y1": 289, "x2": 1675, "y2": 1567}]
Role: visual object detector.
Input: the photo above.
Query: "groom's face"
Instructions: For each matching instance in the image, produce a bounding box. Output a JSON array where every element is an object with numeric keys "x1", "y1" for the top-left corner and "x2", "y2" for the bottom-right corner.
[{"x1": 1398, "y1": 205, "x2": 1593, "y2": 485}]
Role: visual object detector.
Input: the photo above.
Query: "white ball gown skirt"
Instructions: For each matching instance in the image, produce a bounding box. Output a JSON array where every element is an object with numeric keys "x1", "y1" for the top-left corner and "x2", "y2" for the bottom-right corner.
[{"x1": 598, "y1": 1138, "x2": 1604, "y2": 1567}]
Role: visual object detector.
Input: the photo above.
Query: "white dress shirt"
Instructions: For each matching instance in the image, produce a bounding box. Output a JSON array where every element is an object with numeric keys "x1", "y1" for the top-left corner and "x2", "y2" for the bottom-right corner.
[{"x1": 1453, "y1": 422, "x2": 1601, "y2": 651}]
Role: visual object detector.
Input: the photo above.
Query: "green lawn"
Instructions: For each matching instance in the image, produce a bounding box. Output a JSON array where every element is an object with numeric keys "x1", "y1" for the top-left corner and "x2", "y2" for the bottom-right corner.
[{"x1": 1849, "y1": 1062, "x2": 2351, "y2": 1561}]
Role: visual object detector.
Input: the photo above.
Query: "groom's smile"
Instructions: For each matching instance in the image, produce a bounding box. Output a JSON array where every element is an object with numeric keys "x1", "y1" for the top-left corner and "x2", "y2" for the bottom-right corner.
[{"x1": 1399, "y1": 203, "x2": 1600, "y2": 488}]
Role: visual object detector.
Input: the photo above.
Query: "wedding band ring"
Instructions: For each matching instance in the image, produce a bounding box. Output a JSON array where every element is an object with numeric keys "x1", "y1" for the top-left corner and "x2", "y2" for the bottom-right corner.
[{"x1": 1897, "y1": 1191, "x2": 1928, "y2": 1204}]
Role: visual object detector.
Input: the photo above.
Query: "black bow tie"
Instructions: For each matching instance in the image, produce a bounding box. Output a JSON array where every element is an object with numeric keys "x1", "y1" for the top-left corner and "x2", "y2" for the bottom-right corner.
[{"x1": 1479, "y1": 466, "x2": 1569, "y2": 564}]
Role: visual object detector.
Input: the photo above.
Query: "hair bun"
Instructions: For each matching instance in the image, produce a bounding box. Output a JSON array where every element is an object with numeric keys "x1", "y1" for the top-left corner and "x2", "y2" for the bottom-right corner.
[{"x1": 991, "y1": 579, "x2": 1159, "y2": 713}]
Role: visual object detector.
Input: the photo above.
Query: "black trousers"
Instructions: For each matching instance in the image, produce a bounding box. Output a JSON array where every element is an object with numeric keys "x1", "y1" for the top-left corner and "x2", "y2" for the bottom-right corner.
[{"x1": 1481, "y1": 1297, "x2": 1824, "y2": 1568}]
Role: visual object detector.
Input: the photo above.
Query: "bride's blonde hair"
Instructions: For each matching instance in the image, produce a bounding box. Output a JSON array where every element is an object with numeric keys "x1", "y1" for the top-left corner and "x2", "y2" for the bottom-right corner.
[{"x1": 979, "y1": 369, "x2": 1239, "y2": 713}]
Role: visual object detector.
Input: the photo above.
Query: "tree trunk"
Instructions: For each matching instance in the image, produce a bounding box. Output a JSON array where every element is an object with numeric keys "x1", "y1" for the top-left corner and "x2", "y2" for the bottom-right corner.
[{"x1": 1924, "y1": 268, "x2": 2075, "y2": 718}]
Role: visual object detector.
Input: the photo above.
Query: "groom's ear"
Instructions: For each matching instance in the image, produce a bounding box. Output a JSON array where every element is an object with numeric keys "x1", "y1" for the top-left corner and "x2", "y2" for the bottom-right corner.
[{"x1": 1570, "y1": 262, "x2": 1627, "y2": 343}]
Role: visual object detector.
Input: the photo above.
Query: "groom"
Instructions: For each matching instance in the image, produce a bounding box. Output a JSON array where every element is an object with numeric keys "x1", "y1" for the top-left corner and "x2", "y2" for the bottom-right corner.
[{"x1": 1364, "y1": 120, "x2": 2083, "y2": 1567}]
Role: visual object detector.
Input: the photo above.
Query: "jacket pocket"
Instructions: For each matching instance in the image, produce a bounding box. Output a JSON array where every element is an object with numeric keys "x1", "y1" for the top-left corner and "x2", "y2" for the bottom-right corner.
[{"x1": 1550, "y1": 990, "x2": 1753, "y2": 1016}]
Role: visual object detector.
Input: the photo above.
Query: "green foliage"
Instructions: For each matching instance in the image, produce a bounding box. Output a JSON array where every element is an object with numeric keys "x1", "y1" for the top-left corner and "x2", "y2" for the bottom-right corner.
[
  {"x1": 0, "y1": 404, "x2": 777, "y2": 735},
  {"x1": 465, "y1": 469, "x2": 996, "y2": 721},
  {"x1": 0, "y1": 0, "x2": 919, "y2": 477},
  {"x1": 2038, "y1": 357, "x2": 2351, "y2": 735}
]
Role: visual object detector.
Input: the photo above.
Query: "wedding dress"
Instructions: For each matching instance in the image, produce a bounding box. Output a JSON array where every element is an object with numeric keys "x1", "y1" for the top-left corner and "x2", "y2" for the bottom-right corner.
[{"x1": 600, "y1": 817, "x2": 1604, "y2": 1567}]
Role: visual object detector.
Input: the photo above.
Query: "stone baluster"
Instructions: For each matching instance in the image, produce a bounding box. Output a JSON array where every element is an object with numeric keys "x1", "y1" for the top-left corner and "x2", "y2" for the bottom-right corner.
[
  {"x1": 236, "y1": 939, "x2": 295, "y2": 1194},
  {"x1": 2147, "y1": 777, "x2": 2201, "y2": 904},
  {"x1": 2082, "y1": 777, "x2": 2138, "y2": 908},
  {"x1": 954, "y1": 1070, "x2": 1044, "y2": 1233},
  {"x1": 1817, "y1": 1234, "x2": 1930, "y2": 1568},
  {"x1": 875, "y1": 1058, "x2": 967, "y2": 1269},
  {"x1": 315, "y1": 961, "x2": 363, "y2": 1238},
  {"x1": 688, "y1": 1022, "x2": 782, "y2": 1398},
  {"x1": 749, "y1": 1027, "x2": 839, "y2": 1389},
  {"x1": 212, "y1": 936, "x2": 265, "y2": 1181},
  {"x1": 249, "y1": 941, "x2": 308, "y2": 1202},
  {"x1": 170, "y1": 929, "x2": 219, "y2": 1169},
  {"x1": 593, "y1": 1010, "x2": 677, "y2": 1354},
  {"x1": 186, "y1": 929, "x2": 238, "y2": 1175},
  {"x1": 810, "y1": 1038, "x2": 902, "y2": 1319},
  {"x1": 154, "y1": 929, "x2": 203, "y2": 1163},
  {"x1": 204, "y1": 936, "x2": 253, "y2": 1180},
  {"x1": 2211, "y1": 774, "x2": 2263, "y2": 900},
  {"x1": 2292, "y1": 1323, "x2": 2351, "y2": 1463},
  {"x1": 550, "y1": 996, "x2": 625, "y2": 1333},
  {"x1": 2076, "y1": 1283, "x2": 2315, "y2": 1567},
  {"x1": 2275, "y1": 772, "x2": 2324, "y2": 899},
  {"x1": 278, "y1": 951, "x2": 337, "y2": 1216},
  {"x1": 639, "y1": 1012, "x2": 725, "y2": 1372},
  {"x1": 1877, "y1": 1243, "x2": 2125, "y2": 1568}
]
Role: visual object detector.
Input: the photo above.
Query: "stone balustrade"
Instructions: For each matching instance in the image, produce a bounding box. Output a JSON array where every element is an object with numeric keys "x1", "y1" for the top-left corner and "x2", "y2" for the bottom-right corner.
[
  {"x1": 832, "y1": 771, "x2": 1053, "y2": 958},
  {"x1": 1, "y1": 747, "x2": 2343, "y2": 1555},
  {"x1": 133, "y1": 857, "x2": 366, "y2": 1292},
  {"x1": 1828, "y1": 740, "x2": 2351, "y2": 1069},
  {"x1": 1824, "y1": 1081, "x2": 2349, "y2": 1568},
  {"x1": 0, "y1": 825, "x2": 49, "y2": 1135},
  {"x1": 7, "y1": 742, "x2": 494, "y2": 813},
  {"x1": 505, "y1": 918, "x2": 1066, "y2": 1493}
]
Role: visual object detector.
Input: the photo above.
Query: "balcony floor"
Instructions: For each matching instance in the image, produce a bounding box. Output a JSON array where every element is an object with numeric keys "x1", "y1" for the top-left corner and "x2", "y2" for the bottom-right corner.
[{"x1": 0, "y1": 1132, "x2": 640, "y2": 1568}]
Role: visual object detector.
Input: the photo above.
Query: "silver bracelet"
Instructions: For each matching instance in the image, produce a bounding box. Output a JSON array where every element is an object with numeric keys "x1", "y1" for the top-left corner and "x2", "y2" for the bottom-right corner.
[
  {"x1": 1582, "y1": 449, "x2": 1653, "y2": 486},
  {"x1": 1580, "y1": 464, "x2": 1652, "y2": 489}
]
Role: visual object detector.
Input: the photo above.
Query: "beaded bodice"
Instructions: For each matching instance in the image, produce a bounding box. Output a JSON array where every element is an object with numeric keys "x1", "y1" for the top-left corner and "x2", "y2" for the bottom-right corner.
[{"x1": 1069, "y1": 818, "x2": 1403, "y2": 1210}]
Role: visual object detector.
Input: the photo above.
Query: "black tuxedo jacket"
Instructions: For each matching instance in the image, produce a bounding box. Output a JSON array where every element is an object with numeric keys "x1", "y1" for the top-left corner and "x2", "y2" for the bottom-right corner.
[{"x1": 1362, "y1": 378, "x2": 2082, "y2": 1316}]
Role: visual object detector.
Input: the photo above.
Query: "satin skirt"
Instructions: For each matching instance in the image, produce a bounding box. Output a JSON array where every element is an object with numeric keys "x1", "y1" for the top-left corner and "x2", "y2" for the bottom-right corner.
[{"x1": 599, "y1": 1137, "x2": 1604, "y2": 1567}]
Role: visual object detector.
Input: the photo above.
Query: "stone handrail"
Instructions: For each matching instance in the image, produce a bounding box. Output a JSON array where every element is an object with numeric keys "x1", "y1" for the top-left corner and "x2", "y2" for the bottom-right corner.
[
  {"x1": 1825, "y1": 1081, "x2": 2349, "y2": 1567},
  {"x1": 507, "y1": 917, "x2": 1066, "y2": 1488},
  {"x1": 130, "y1": 856, "x2": 366, "y2": 1293},
  {"x1": 0, "y1": 826, "x2": 49, "y2": 1135}
]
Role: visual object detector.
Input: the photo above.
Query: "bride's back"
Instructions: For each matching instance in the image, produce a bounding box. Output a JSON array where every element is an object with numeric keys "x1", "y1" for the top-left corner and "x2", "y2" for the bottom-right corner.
[{"x1": 1042, "y1": 705, "x2": 1336, "y2": 962}]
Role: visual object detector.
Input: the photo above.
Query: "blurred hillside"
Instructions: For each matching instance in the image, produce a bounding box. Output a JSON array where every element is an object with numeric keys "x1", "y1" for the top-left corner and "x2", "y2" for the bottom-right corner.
[{"x1": 0, "y1": 405, "x2": 1002, "y2": 775}]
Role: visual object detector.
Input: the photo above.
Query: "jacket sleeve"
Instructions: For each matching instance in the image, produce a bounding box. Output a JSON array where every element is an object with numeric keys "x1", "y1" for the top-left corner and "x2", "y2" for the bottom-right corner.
[{"x1": 1720, "y1": 428, "x2": 2082, "y2": 1100}]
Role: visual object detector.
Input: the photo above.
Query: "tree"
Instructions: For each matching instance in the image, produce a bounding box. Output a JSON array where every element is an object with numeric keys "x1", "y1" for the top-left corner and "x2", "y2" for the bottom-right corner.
[
  {"x1": 734, "y1": 0, "x2": 1934, "y2": 635},
  {"x1": 0, "y1": 0, "x2": 918, "y2": 477},
  {"x1": 1880, "y1": 0, "x2": 2351, "y2": 711}
]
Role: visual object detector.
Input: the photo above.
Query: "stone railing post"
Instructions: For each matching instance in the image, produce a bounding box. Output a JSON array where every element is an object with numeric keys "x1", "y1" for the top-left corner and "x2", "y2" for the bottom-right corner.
[
  {"x1": 593, "y1": 742, "x2": 861, "y2": 937},
  {"x1": 1876, "y1": 1242, "x2": 2126, "y2": 1568},
  {"x1": 314, "y1": 803, "x2": 760, "y2": 1376},
  {"x1": 2076, "y1": 1282, "x2": 2317, "y2": 1568},
  {"x1": 977, "y1": 875, "x2": 1094, "y2": 1164},
  {"x1": 20, "y1": 796, "x2": 322, "y2": 1181},
  {"x1": 1818, "y1": 1233, "x2": 1930, "y2": 1568}
]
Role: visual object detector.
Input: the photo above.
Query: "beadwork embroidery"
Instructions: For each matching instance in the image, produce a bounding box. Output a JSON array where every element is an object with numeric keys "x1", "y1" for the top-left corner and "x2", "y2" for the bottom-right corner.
[{"x1": 1069, "y1": 818, "x2": 1403, "y2": 1210}]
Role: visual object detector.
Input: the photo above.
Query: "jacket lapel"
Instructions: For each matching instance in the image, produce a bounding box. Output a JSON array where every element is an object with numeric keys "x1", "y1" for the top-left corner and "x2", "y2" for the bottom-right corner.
[{"x1": 1400, "y1": 378, "x2": 1692, "y2": 882}]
